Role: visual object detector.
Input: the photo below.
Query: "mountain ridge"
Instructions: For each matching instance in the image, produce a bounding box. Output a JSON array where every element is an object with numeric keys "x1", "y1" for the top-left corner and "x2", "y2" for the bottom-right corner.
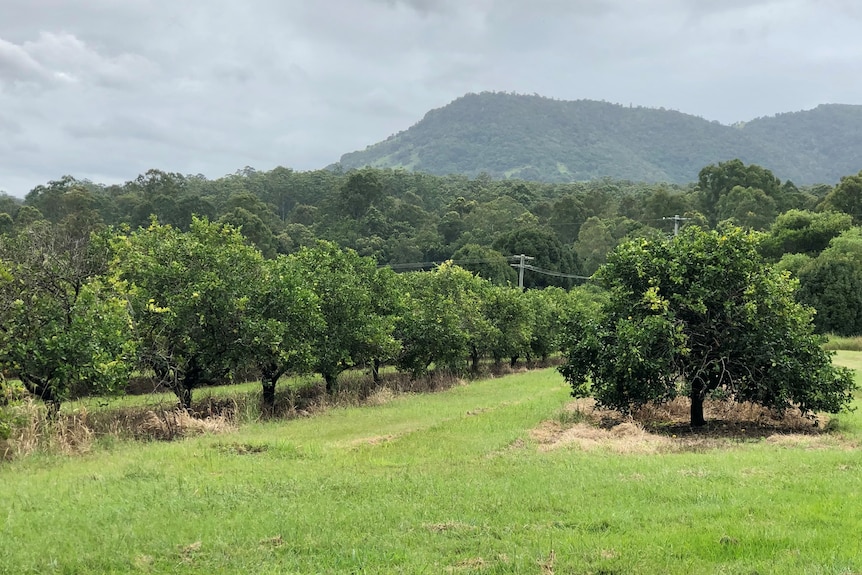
[{"x1": 337, "y1": 92, "x2": 862, "y2": 185}]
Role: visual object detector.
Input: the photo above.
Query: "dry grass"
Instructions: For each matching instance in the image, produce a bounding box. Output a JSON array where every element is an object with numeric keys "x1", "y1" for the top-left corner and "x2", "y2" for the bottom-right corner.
[
  {"x1": 347, "y1": 434, "x2": 397, "y2": 448},
  {"x1": 138, "y1": 409, "x2": 234, "y2": 441},
  {"x1": 1, "y1": 397, "x2": 236, "y2": 460},
  {"x1": 531, "y1": 397, "x2": 854, "y2": 454},
  {"x1": 1, "y1": 399, "x2": 96, "y2": 460}
]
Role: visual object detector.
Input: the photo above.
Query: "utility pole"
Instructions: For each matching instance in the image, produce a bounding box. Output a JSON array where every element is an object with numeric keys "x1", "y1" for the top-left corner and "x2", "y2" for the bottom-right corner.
[
  {"x1": 510, "y1": 254, "x2": 535, "y2": 290},
  {"x1": 662, "y1": 214, "x2": 690, "y2": 237}
]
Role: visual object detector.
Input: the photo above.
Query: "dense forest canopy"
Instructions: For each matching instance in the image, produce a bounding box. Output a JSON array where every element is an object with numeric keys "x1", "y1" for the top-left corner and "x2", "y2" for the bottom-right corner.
[
  {"x1": 1, "y1": 157, "x2": 862, "y2": 338},
  {"x1": 338, "y1": 92, "x2": 862, "y2": 185}
]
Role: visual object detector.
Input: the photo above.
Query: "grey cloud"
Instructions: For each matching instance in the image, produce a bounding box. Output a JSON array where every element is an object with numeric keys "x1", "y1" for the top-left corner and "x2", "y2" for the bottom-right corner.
[
  {"x1": 0, "y1": 115, "x2": 22, "y2": 134},
  {"x1": 64, "y1": 115, "x2": 174, "y2": 143},
  {"x1": 0, "y1": 36, "x2": 51, "y2": 84},
  {"x1": 0, "y1": 0, "x2": 860, "y2": 196},
  {"x1": 367, "y1": 0, "x2": 457, "y2": 14}
]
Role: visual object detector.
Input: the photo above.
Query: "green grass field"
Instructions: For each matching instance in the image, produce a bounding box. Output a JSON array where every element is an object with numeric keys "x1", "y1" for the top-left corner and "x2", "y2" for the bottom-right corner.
[{"x1": 2, "y1": 358, "x2": 862, "y2": 574}]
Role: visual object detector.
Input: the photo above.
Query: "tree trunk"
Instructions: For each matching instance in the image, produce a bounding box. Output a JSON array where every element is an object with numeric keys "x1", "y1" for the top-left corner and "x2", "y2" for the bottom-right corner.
[
  {"x1": 470, "y1": 349, "x2": 480, "y2": 374},
  {"x1": 510, "y1": 355, "x2": 519, "y2": 368},
  {"x1": 22, "y1": 377, "x2": 60, "y2": 420},
  {"x1": 261, "y1": 380, "x2": 277, "y2": 410},
  {"x1": 260, "y1": 365, "x2": 284, "y2": 411},
  {"x1": 176, "y1": 361, "x2": 204, "y2": 411},
  {"x1": 177, "y1": 385, "x2": 193, "y2": 411},
  {"x1": 690, "y1": 381, "x2": 706, "y2": 427},
  {"x1": 372, "y1": 358, "x2": 382, "y2": 384},
  {"x1": 323, "y1": 372, "x2": 338, "y2": 394}
]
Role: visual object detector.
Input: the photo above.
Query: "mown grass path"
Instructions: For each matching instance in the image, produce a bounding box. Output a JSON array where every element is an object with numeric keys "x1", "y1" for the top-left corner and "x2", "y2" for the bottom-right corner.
[{"x1": 2, "y1": 364, "x2": 861, "y2": 574}]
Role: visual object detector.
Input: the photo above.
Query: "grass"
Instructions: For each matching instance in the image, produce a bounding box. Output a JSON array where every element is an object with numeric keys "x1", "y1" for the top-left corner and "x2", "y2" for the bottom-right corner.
[
  {"x1": 823, "y1": 334, "x2": 862, "y2": 352},
  {"x1": 2, "y1": 363, "x2": 862, "y2": 573}
]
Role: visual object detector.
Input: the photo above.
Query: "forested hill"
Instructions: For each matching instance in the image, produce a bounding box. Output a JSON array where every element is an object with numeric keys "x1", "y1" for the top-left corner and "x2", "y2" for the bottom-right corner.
[{"x1": 337, "y1": 92, "x2": 862, "y2": 185}]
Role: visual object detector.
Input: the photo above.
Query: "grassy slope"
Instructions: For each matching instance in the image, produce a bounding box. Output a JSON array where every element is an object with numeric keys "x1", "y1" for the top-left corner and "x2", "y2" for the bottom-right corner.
[{"x1": 2, "y1": 364, "x2": 862, "y2": 574}]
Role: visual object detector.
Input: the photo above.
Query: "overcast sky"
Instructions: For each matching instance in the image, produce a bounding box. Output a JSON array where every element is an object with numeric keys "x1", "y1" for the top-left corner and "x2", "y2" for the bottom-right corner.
[{"x1": 1, "y1": 0, "x2": 860, "y2": 197}]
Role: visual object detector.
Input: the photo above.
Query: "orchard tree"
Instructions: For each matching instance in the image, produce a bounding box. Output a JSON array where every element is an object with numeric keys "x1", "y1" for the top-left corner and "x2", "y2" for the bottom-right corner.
[
  {"x1": 0, "y1": 222, "x2": 136, "y2": 415},
  {"x1": 528, "y1": 285, "x2": 606, "y2": 364},
  {"x1": 113, "y1": 217, "x2": 263, "y2": 409},
  {"x1": 483, "y1": 285, "x2": 532, "y2": 366},
  {"x1": 395, "y1": 262, "x2": 495, "y2": 375},
  {"x1": 523, "y1": 287, "x2": 567, "y2": 363},
  {"x1": 245, "y1": 256, "x2": 322, "y2": 409},
  {"x1": 560, "y1": 225, "x2": 856, "y2": 426},
  {"x1": 289, "y1": 241, "x2": 398, "y2": 392},
  {"x1": 394, "y1": 267, "x2": 470, "y2": 378}
]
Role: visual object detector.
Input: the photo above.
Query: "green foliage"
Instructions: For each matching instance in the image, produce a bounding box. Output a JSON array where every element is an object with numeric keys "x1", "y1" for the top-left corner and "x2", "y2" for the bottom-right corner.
[
  {"x1": 774, "y1": 252, "x2": 813, "y2": 276},
  {"x1": 760, "y1": 209, "x2": 853, "y2": 260},
  {"x1": 797, "y1": 227, "x2": 862, "y2": 336},
  {"x1": 219, "y1": 206, "x2": 277, "y2": 258},
  {"x1": 697, "y1": 160, "x2": 783, "y2": 225},
  {"x1": 395, "y1": 262, "x2": 497, "y2": 376},
  {"x1": 289, "y1": 241, "x2": 398, "y2": 391},
  {"x1": 340, "y1": 169, "x2": 384, "y2": 219},
  {"x1": 244, "y1": 256, "x2": 323, "y2": 407},
  {"x1": 715, "y1": 185, "x2": 777, "y2": 230},
  {"x1": 0, "y1": 222, "x2": 136, "y2": 413},
  {"x1": 493, "y1": 227, "x2": 579, "y2": 288},
  {"x1": 573, "y1": 216, "x2": 645, "y2": 276},
  {"x1": 560, "y1": 225, "x2": 856, "y2": 426},
  {"x1": 0, "y1": 378, "x2": 28, "y2": 440},
  {"x1": 449, "y1": 243, "x2": 516, "y2": 286},
  {"x1": 523, "y1": 287, "x2": 568, "y2": 362},
  {"x1": 394, "y1": 266, "x2": 472, "y2": 377},
  {"x1": 819, "y1": 170, "x2": 862, "y2": 223},
  {"x1": 113, "y1": 217, "x2": 264, "y2": 409},
  {"x1": 483, "y1": 285, "x2": 532, "y2": 365}
]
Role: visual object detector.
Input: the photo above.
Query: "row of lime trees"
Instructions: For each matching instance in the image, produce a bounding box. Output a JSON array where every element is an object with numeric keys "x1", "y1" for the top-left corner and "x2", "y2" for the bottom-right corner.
[
  {"x1": 1, "y1": 215, "x2": 855, "y2": 430},
  {"x1": 0, "y1": 217, "x2": 586, "y2": 418}
]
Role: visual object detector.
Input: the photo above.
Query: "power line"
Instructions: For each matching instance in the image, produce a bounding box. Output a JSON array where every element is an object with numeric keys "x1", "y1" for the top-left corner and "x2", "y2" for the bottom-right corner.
[
  {"x1": 383, "y1": 255, "x2": 592, "y2": 286},
  {"x1": 521, "y1": 264, "x2": 591, "y2": 280},
  {"x1": 382, "y1": 257, "x2": 513, "y2": 270}
]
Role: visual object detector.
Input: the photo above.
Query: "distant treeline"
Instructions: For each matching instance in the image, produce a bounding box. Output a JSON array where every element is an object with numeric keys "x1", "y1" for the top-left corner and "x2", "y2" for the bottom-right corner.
[{"x1": 1, "y1": 159, "x2": 862, "y2": 334}]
